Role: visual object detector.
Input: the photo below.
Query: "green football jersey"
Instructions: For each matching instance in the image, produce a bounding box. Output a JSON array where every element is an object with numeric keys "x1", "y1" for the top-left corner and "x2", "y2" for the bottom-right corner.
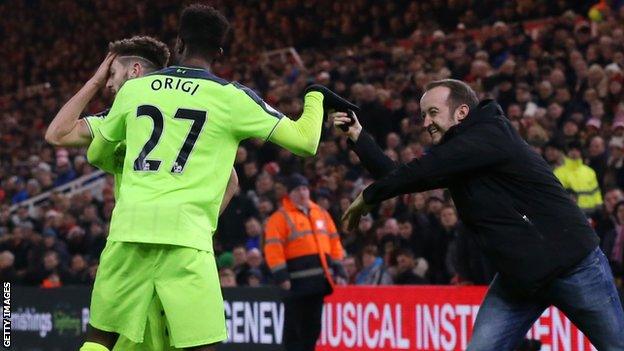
[
  {"x1": 88, "y1": 66, "x2": 285, "y2": 251},
  {"x1": 84, "y1": 115, "x2": 124, "y2": 197}
]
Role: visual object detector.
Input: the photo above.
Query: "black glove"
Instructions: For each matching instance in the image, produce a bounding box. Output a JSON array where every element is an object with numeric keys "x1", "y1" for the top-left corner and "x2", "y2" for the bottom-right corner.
[{"x1": 304, "y1": 84, "x2": 360, "y2": 114}]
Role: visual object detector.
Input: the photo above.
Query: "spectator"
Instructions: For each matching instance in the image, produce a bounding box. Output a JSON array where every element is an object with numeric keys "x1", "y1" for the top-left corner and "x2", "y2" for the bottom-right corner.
[
  {"x1": 236, "y1": 248, "x2": 271, "y2": 286},
  {"x1": 0, "y1": 227, "x2": 32, "y2": 274},
  {"x1": 378, "y1": 218, "x2": 410, "y2": 258},
  {"x1": 607, "y1": 137, "x2": 624, "y2": 189},
  {"x1": 24, "y1": 250, "x2": 67, "y2": 287},
  {"x1": 219, "y1": 268, "x2": 237, "y2": 288},
  {"x1": 86, "y1": 222, "x2": 106, "y2": 260},
  {"x1": 341, "y1": 213, "x2": 372, "y2": 256},
  {"x1": 53, "y1": 157, "x2": 77, "y2": 187},
  {"x1": 341, "y1": 255, "x2": 358, "y2": 285},
  {"x1": 588, "y1": 135, "x2": 608, "y2": 188},
  {"x1": 0, "y1": 251, "x2": 17, "y2": 283},
  {"x1": 554, "y1": 140, "x2": 603, "y2": 214},
  {"x1": 217, "y1": 187, "x2": 259, "y2": 251},
  {"x1": 602, "y1": 200, "x2": 624, "y2": 280},
  {"x1": 394, "y1": 248, "x2": 428, "y2": 285},
  {"x1": 426, "y1": 206, "x2": 459, "y2": 284},
  {"x1": 231, "y1": 245, "x2": 247, "y2": 282},
  {"x1": 355, "y1": 245, "x2": 393, "y2": 285},
  {"x1": 63, "y1": 254, "x2": 90, "y2": 285},
  {"x1": 448, "y1": 226, "x2": 495, "y2": 285},
  {"x1": 244, "y1": 217, "x2": 263, "y2": 251}
]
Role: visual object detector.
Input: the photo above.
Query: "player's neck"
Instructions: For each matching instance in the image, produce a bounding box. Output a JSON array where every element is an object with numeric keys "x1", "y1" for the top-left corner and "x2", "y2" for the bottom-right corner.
[{"x1": 178, "y1": 57, "x2": 212, "y2": 71}]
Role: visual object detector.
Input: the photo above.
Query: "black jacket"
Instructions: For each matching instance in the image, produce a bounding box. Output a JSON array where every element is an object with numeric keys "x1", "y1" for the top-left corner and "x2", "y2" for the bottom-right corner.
[{"x1": 356, "y1": 99, "x2": 599, "y2": 294}]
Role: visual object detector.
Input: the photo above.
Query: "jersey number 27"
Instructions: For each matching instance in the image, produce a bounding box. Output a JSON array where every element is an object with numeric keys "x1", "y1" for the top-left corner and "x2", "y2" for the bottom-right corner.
[{"x1": 134, "y1": 104, "x2": 206, "y2": 174}]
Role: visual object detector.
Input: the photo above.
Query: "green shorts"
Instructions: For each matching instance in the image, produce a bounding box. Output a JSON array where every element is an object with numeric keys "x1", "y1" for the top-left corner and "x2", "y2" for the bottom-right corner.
[
  {"x1": 113, "y1": 295, "x2": 176, "y2": 351},
  {"x1": 90, "y1": 241, "x2": 227, "y2": 348}
]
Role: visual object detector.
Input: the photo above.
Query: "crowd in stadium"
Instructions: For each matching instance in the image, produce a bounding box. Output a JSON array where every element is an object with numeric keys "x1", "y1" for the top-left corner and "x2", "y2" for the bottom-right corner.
[{"x1": 1, "y1": 0, "x2": 623, "y2": 297}]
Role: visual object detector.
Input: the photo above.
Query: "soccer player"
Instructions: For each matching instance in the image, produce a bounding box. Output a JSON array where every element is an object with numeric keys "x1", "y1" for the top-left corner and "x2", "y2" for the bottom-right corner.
[
  {"x1": 81, "y1": 4, "x2": 356, "y2": 351},
  {"x1": 46, "y1": 36, "x2": 235, "y2": 351}
]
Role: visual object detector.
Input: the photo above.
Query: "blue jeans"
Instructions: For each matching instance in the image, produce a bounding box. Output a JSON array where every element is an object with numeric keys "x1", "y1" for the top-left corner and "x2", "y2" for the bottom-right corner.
[{"x1": 468, "y1": 247, "x2": 624, "y2": 351}]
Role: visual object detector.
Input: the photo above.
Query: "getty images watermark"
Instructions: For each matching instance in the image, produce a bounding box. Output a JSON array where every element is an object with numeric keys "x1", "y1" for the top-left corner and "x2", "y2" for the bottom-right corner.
[{"x1": 2, "y1": 282, "x2": 10, "y2": 348}]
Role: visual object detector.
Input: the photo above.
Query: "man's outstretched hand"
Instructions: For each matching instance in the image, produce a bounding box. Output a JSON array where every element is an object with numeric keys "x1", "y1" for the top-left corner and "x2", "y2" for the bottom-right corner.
[
  {"x1": 305, "y1": 84, "x2": 360, "y2": 114},
  {"x1": 342, "y1": 192, "x2": 373, "y2": 232}
]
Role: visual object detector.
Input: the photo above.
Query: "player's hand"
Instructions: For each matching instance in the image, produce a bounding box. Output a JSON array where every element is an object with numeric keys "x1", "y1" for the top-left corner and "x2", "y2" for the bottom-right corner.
[
  {"x1": 342, "y1": 192, "x2": 373, "y2": 232},
  {"x1": 89, "y1": 52, "x2": 116, "y2": 88},
  {"x1": 304, "y1": 84, "x2": 360, "y2": 115},
  {"x1": 279, "y1": 280, "x2": 291, "y2": 290},
  {"x1": 331, "y1": 111, "x2": 362, "y2": 142}
]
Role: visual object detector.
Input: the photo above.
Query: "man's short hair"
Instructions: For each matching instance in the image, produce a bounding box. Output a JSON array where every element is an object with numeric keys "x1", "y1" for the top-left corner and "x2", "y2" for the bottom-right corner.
[
  {"x1": 179, "y1": 4, "x2": 230, "y2": 59},
  {"x1": 361, "y1": 245, "x2": 378, "y2": 257},
  {"x1": 425, "y1": 79, "x2": 479, "y2": 113},
  {"x1": 108, "y1": 36, "x2": 170, "y2": 71}
]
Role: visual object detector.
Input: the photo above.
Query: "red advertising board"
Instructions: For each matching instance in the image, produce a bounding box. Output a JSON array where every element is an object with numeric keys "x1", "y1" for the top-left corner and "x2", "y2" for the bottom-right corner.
[{"x1": 318, "y1": 286, "x2": 596, "y2": 351}]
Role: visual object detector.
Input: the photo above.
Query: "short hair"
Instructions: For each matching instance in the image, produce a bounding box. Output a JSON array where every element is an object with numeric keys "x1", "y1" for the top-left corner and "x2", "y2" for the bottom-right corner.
[
  {"x1": 361, "y1": 245, "x2": 378, "y2": 257},
  {"x1": 425, "y1": 79, "x2": 479, "y2": 113},
  {"x1": 108, "y1": 36, "x2": 170, "y2": 71},
  {"x1": 179, "y1": 4, "x2": 230, "y2": 59}
]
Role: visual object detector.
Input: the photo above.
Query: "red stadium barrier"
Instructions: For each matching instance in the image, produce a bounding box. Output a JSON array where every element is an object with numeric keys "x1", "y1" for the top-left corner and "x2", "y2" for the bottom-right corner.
[{"x1": 318, "y1": 286, "x2": 596, "y2": 351}]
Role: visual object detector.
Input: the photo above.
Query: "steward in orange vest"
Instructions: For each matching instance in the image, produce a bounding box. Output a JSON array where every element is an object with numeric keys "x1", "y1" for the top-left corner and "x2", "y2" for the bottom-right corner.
[
  {"x1": 264, "y1": 174, "x2": 345, "y2": 294},
  {"x1": 263, "y1": 173, "x2": 345, "y2": 351}
]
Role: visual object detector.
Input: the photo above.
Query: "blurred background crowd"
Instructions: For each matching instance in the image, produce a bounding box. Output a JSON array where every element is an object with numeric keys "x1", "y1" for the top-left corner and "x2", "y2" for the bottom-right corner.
[{"x1": 1, "y1": 0, "x2": 623, "y2": 298}]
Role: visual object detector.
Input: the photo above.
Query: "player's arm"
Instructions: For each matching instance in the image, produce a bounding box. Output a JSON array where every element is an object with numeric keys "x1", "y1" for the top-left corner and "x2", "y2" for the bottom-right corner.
[
  {"x1": 362, "y1": 122, "x2": 511, "y2": 205},
  {"x1": 232, "y1": 84, "x2": 357, "y2": 157},
  {"x1": 266, "y1": 91, "x2": 325, "y2": 157},
  {"x1": 87, "y1": 85, "x2": 130, "y2": 174},
  {"x1": 231, "y1": 85, "x2": 325, "y2": 157},
  {"x1": 45, "y1": 53, "x2": 115, "y2": 146},
  {"x1": 219, "y1": 168, "x2": 238, "y2": 215},
  {"x1": 268, "y1": 87, "x2": 359, "y2": 156}
]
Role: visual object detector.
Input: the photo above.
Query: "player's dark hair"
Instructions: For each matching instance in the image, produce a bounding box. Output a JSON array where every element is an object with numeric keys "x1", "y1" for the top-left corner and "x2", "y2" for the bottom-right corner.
[
  {"x1": 108, "y1": 36, "x2": 170, "y2": 71},
  {"x1": 178, "y1": 4, "x2": 230, "y2": 59},
  {"x1": 425, "y1": 79, "x2": 479, "y2": 113}
]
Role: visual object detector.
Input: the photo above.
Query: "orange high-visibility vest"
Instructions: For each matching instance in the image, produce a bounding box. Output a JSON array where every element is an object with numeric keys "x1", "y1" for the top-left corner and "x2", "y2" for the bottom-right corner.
[{"x1": 264, "y1": 196, "x2": 344, "y2": 293}]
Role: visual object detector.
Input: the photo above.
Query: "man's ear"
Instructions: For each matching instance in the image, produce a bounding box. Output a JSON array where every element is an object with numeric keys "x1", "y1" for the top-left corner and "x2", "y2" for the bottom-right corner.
[
  {"x1": 456, "y1": 104, "x2": 470, "y2": 122},
  {"x1": 211, "y1": 47, "x2": 224, "y2": 64},
  {"x1": 129, "y1": 62, "x2": 142, "y2": 79}
]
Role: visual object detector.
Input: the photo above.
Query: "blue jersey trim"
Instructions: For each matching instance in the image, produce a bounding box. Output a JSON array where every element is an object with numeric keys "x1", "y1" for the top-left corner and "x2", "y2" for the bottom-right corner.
[{"x1": 232, "y1": 82, "x2": 283, "y2": 119}]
